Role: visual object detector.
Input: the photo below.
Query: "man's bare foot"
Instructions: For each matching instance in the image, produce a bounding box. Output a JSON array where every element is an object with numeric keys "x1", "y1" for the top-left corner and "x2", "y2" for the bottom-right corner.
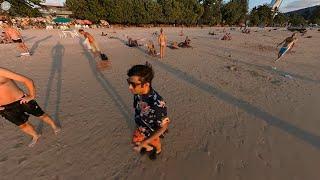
[{"x1": 28, "y1": 135, "x2": 41, "y2": 147}]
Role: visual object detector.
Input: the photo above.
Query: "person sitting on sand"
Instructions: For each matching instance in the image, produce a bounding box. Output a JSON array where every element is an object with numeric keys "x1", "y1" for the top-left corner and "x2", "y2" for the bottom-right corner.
[
  {"x1": 127, "y1": 36, "x2": 140, "y2": 47},
  {"x1": 276, "y1": 33, "x2": 297, "y2": 59},
  {"x1": 178, "y1": 36, "x2": 192, "y2": 48},
  {"x1": 101, "y1": 32, "x2": 108, "y2": 36},
  {"x1": 2, "y1": 23, "x2": 30, "y2": 56},
  {"x1": 146, "y1": 40, "x2": 157, "y2": 56},
  {"x1": 127, "y1": 62, "x2": 170, "y2": 160},
  {"x1": 0, "y1": 68, "x2": 60, "y2": 147},
  {"x1": 221, "y1": 33, "x2": 232, "y2": 41}
]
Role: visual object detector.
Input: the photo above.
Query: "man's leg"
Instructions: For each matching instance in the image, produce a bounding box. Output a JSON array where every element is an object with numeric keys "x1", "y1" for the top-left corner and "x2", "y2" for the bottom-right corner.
[
  {"x1": 38, "y1": 113, "x2": 60, "y2": 134},
  {"x1": 19, "y1": 123, "x2": 41, "y2": 147},
  {"x1": 160, "y1": 46, "x2": 163, "y2": 58}
]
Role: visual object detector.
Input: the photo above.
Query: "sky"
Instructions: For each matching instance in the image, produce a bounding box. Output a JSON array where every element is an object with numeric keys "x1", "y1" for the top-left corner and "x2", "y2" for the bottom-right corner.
[{"x1": 46, "y1": 0, "x2": 320, "y2": 12}]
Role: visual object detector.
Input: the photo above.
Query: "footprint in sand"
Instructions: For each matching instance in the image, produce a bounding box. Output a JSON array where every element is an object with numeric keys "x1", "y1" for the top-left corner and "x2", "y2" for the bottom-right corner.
[
  {"x1": 215, "y1": 161, "x2": 224, "y2": 174},
  {"x1": 0, "y1": 156, "x2": 8, "y2": 163},
  {"x1": 18, "y1": 157, "x2": 28, "y2": 165}
]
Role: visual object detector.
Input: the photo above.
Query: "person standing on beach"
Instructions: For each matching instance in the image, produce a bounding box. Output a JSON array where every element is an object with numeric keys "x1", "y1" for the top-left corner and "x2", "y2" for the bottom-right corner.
[
  {"x1": 158, "y1": 28, "x2": 167, "y2": 59},
  {"x1": 0, "y1": 68, "x2": 60, "y2": 147},
  {"x1": 127, "y1": 62, "x2": 170, "y2": 160},
  {"x1": 2, "y1": 23, "x2": 31, "y2": 56}
]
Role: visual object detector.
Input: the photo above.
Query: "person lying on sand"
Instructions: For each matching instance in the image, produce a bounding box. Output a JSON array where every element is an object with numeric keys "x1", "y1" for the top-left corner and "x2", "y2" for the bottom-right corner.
[
  {"x1": 146, "y1": 40, "x2": 157, "y2": 56},
  {"x1": 221, "y1": 33, "x2": 232, "y2": 40},
  {"x1": 2, "y1": 23, "x2": 31, "y2": 56},
  {"x1": 127, "y1": 62, "x2": 170, "y2": 160},
  {"x1": 167, "y1": 41, "x2": 179, "y2": 49},
  {"x1": 276, "y1": 33, "x2": 297, "y2": 59},
  {"x1": 209, "y1": 31, "x2": 216, "y2": 35},
  {"x1": 101, "y1": 32, "x2": 108, "y2": 36},
  {"x1": 0, "y1": 68, "x2": 60, "y2": 147},
  {"x1": 242, "y1": 29, "x2": 251, "y2": 34},
  {"x1": 178, "y1": 36, "x2": 192, "y2": 48}
]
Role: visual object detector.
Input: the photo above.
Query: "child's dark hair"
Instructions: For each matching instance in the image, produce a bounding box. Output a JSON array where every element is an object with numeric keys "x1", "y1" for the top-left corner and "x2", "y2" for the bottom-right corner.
[{"x1": 127, "y1": 62, "x2": 154, "y2": 84}]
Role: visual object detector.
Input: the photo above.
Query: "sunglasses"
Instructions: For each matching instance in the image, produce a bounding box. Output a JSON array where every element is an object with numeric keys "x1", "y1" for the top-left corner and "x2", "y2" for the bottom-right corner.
[{"x1": 127, "y1": 78, "x2": 143, "y2": 88}]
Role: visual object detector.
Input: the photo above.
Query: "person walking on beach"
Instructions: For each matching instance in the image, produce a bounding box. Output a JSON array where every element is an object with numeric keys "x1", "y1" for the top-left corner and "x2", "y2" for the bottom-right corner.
[
  {"x1": 127, "y1": 62, "x2": 170, "y2": 160},
  {"x1": 0, "y1": 68, "x2": 60, "y2": 147},
  {"x1": 2, "y1": 23, "x2": 31, "y2": 56},
  {"x1": 158, "y1": 28, "x2": 167, "y2": 59},
  {"x1": 276, "y1": 33, "x2": 297, "y2": 60},
  {"x1": 79, "y1": 29, "x2": 102, "y2": 58}
]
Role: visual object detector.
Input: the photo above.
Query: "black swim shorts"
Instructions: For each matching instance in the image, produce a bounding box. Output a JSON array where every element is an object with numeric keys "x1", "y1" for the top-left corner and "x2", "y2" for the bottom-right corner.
[
  {"x1": 12, "y1": 39, "x2": 22, "y2": 43},
  {"x1": 0, "y1": 99, "x2": 45, "y2": 126}
]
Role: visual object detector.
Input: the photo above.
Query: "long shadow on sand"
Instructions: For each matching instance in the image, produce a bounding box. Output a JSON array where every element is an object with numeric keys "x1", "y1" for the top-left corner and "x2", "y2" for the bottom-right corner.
[
  {"x1": 30, "y1": 35, "x2": 52, "y2": 54},
  {"x1": 114, "y1": 36, "x2": 320, "y2": 150},
  {"x1": 78, "y1": 38, "x2": 134, "y2": 129},
  {"x1": 37, "y1": 42, "x2": 64, "y2": 133}
]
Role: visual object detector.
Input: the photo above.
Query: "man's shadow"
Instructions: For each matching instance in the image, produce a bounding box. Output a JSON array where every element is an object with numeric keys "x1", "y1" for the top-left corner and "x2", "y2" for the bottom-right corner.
[
  {"x1": 37, "y1": 42, "x2": 64, "y2": 133},
  {"x1": 30, "y1": 35, "x2": 52, "y2": 54}
]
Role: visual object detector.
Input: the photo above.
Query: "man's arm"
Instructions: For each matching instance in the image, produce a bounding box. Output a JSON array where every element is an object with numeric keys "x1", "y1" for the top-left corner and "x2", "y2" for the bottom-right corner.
[{"x1": 0, "y1": 68, "x2": 36, "y2": 100}]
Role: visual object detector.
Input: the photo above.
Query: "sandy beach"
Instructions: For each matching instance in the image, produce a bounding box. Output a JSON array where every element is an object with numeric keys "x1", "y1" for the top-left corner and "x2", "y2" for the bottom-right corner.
[{"x1": 0, "y1": 27, "x2": 320, "y2": 180}]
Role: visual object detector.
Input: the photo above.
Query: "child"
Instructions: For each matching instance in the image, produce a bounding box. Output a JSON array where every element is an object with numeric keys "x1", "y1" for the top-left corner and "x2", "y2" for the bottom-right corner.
[{"x1": 127, "y1": 62, "x2": 170, "y2": 160}]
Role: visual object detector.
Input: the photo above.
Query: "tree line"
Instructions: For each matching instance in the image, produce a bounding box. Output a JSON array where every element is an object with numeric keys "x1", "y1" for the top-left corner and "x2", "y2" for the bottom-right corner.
[{"x1": 2, "y1": 0, "x2": 320, "y2": 27}]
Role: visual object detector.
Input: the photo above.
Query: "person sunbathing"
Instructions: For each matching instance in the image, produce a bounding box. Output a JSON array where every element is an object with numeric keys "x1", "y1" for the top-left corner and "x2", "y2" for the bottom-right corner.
[
  {"x1": 167, "y1": 41, "x2": 179, "y2": 49},
  {"x1": 242, "y1": 29, "x2": 250, "y2": 34},
  {"x1": 209, "y1": 31, "x2": 216, "y2": 35}
]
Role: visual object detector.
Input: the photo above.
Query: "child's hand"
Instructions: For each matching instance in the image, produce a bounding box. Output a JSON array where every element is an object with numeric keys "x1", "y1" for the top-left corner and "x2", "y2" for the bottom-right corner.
[{"x1": 133, "y1": 145, "x2": 143, "y2": 152}]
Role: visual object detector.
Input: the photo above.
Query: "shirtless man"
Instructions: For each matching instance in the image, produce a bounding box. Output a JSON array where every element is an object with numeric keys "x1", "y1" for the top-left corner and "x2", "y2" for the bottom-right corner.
[
  {"x1": 2, "y1": 23, "x2": 30, "y2": 56},
  {"x1": 0, "y1": 68, "x2": 60, "y2": 147},
  {"x1": 158, "y1": 28, "x2": 167, "y2": 59},
  {"x1": 276, "y1": 33, "x2": 297, "y2": 59}
]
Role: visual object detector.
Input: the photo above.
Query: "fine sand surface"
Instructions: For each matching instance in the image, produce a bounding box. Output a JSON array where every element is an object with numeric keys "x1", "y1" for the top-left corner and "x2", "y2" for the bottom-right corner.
[{"x1": 0, "y1": 27, "x2": 320, "y2": 180}]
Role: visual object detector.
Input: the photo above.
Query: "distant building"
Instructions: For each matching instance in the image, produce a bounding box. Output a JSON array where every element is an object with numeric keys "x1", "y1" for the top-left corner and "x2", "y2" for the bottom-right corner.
[{"x1": 38, "y1": 3, "x2": 72, "y2": 18}]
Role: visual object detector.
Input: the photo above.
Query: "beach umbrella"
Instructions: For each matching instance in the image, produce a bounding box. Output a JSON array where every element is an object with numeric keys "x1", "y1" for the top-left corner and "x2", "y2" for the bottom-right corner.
[
  {"x1": 53, "y1": 17, "x2": 71, "y2": 24},
  {"x1": 83, "y1": 20, "x2": 92, "y2": 25}
]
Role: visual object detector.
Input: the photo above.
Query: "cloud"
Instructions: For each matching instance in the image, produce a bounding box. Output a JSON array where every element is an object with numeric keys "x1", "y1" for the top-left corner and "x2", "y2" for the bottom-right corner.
[{"x1": 281, "y1": 0, "x2": 320, "y2": 12}]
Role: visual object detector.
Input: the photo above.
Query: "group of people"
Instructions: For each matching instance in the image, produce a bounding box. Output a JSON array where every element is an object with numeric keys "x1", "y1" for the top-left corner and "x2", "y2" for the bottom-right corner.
[
  {"x1": 0, "y1": 24, "x2": 170, "y2": 160},
  {"x1": 0, "y1": 23, "x2": 299, "y2": 160}
]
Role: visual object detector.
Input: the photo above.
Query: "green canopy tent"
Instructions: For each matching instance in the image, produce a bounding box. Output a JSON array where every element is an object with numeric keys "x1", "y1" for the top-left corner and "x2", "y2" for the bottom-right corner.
[{"x1": 53, "y1": 17, "x2": 71, "y2": 24}]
